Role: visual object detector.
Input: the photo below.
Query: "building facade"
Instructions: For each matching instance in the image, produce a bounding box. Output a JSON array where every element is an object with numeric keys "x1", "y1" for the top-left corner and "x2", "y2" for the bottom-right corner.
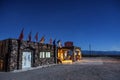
[
  {"x1": 0, "y1": 39, "x2": 82, "y2": 72},
  {"x1": 57, "y1": 41, "x2": 82, "y2": 64},
  {"x1": 0, "y1": 39, "x2": 56, "y2": 72}
]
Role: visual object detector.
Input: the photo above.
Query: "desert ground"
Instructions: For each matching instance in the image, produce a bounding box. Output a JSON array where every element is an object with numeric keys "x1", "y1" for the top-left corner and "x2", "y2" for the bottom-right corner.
[{"x1": 0, "y1": 57, "x2": 120, "y2": 80}]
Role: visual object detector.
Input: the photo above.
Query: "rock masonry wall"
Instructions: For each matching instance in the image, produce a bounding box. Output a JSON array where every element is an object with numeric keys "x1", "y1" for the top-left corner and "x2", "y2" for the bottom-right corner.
[{"x1": 7, "y1": 39, "x2": 55, "y2": 71}]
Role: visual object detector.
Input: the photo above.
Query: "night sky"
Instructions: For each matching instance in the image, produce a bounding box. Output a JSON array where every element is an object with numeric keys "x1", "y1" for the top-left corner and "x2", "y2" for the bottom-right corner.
[{"x1": 0, "y1": 0, "x2": 120, "y2": 51}]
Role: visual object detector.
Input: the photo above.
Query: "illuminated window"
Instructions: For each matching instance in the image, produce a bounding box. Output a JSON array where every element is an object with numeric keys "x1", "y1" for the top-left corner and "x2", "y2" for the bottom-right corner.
[
  {"x1": 46, "y1": 52, "x2": 51, "y2": 58},
  {"x1": 40, "y1": 52, "x2": 45, "y2": 58},
  {"x1": 39, "y1": 52, "x2": 51, "y2": 58}
]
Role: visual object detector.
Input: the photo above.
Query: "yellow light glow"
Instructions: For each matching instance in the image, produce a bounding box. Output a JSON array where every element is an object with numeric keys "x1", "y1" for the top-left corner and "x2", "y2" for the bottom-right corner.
[{"x1": 62, "y1": 60, "x2": 73, "y2": 64}]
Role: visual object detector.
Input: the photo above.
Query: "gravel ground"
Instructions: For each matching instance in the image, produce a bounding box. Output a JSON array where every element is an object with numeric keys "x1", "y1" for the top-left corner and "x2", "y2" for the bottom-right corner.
[{"x1": 0, "y1": 57, "x2": 120, "y2": 80}]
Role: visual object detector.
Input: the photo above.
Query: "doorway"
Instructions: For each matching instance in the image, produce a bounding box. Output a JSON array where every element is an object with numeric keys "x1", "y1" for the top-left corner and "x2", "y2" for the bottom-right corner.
[{"x1": 22, "y1": 52, "x2": 32, "y2": 69}]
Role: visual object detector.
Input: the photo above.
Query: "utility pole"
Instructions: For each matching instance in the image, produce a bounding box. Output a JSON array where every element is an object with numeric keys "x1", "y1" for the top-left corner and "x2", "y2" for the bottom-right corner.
[{"x1": 89, "y1": 44, "x2": 91, "y2": 56}]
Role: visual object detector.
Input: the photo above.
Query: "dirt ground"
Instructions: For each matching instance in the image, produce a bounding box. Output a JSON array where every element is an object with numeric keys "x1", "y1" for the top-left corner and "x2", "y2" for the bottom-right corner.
[{"x1": 0, "y1": 57, "x2": 120, "y2": 80}]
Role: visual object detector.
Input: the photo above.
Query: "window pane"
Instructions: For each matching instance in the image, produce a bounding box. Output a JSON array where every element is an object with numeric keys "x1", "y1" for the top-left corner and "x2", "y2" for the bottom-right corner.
[
  {"x1": 40, "y1": 52, "x2": 45, "y2": 58},
  {"x1": 40, "y1": 52, "x2": 42, "y2": 58},
  {"x1": 48, "y1": 52, "x2": 50, "y2": 57},
  {"x1": 46, "y1": 52, "x2": 50, "y2": 58}
]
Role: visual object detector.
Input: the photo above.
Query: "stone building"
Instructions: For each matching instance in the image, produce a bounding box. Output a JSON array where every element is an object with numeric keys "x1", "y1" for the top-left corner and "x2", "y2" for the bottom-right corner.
[{"x1": 0, "y1": 38, "x2": 56, "y2": 72}]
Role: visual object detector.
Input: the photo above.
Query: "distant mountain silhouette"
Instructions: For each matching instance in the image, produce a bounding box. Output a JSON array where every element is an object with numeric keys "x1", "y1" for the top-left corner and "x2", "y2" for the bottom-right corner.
[{"x1": 82, "y1": 50, "x2": 120, "y2": 57}]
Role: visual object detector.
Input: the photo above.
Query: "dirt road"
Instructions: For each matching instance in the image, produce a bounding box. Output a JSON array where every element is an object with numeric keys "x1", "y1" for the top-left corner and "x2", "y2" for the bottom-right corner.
[{"x1": 0, "y1": 57, "x2": 120, "y2": 80}]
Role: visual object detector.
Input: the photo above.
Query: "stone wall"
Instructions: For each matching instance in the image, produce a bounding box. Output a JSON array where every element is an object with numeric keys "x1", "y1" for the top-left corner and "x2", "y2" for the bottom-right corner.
[
  {"x1": 3, "y1": 39, "x2": 55, "y2": 71},
  {"x1": 0, "y1": 39, "x2": 10, "y2": 71}
]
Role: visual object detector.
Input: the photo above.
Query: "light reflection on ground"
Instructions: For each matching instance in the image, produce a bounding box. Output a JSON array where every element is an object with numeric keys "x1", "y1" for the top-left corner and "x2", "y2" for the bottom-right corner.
[{"x1": 73, "y1": 57, "x2": 120, "y2": 65}]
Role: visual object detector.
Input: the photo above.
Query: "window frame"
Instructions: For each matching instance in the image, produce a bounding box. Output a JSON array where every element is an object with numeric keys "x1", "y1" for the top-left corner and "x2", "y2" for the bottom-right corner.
[
  {"x1": 39, "y1": 52, "x2": 45, "y2": 58},
  {"x1": 46, "y1": 52, "x2": 51, "y2": 58},
  {"x1": 39, "y1": 52, "x2": 51, "y2": 58}
]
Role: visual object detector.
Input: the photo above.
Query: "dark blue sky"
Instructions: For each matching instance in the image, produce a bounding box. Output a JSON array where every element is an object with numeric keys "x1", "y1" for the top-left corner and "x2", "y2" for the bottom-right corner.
[{"x1": 0, "y1": 0, "x2": 120, "y2": 51}]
